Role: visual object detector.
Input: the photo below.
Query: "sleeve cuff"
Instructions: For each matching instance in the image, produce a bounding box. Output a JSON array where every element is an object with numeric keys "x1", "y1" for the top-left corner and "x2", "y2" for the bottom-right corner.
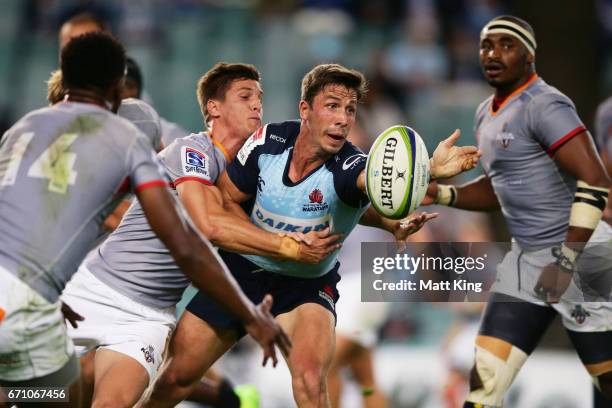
[
  {"x1": 546, "y1": 126, "x2": 586, "y2": 156},
  {"x1": 134, "y1": 180, "x2": 170, "y2": 193},
  {"x1": 172, "y1": 176, "x2": 213, "y2": 188}
]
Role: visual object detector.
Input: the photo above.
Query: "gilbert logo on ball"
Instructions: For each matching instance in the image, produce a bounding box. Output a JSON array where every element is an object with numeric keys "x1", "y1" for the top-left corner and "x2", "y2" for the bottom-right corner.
[{"x1": 365, "y1": 125, "x2": 430, "y2": 219}]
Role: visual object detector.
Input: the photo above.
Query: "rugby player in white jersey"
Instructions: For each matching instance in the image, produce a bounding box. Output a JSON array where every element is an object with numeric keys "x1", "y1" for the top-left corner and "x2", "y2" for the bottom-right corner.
[
  {"x1": 145, "y1": 63, "x2": 481, "y2": 408},
  {"x1": 424, "y1": 15, "x2": 612, "y2": 408},
  {"x1": 0, "y1": 34, "x2": 288, "y2": 407},
  {"x1": 60, "y1": 62, "x2": 341, "y2": 407}
]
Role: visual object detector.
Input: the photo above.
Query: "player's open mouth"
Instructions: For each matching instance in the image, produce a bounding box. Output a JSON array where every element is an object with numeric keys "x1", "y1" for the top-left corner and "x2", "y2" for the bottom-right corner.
[
  {"x1": 327, "y1": 133, "x2": 344, "y2": 141},
  {"x1": 484, "y1": 63, "x2": 504, "y2": 77}
]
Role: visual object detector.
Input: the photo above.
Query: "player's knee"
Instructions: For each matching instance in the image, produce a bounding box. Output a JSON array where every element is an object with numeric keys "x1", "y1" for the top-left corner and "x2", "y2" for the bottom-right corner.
[
  {"x1": 465, "y1": 343, "x2": 527, "y2": 407},
  {"x1": 151, "y1": 364, "x2": 199, "y2": 402},
  {"x1": 291, "y1": 364, "x2": 326, "y2": 401},
  {"x1": 596, "y1": 371, "x2": 612, "y2": 400}
]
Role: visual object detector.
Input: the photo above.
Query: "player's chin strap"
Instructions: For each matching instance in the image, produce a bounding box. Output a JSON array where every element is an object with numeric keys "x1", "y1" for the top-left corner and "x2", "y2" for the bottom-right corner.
[
  {"x1": 435, "y1": 184, "x2": 457, "y2": 207},
  {"x1": 555, "y1": 180, "x2": 610, "y2": 271}
]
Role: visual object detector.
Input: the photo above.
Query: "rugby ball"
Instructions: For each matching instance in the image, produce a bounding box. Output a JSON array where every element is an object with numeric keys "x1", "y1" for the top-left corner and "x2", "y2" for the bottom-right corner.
[{"x1": 365, "y1": 125, "x2": 430, "y2": 219}]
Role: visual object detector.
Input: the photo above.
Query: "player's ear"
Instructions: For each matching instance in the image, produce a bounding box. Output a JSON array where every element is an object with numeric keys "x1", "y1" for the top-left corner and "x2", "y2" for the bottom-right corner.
[
  {"x1": 207, "y1": 99, "x2": 220, "y2": 120},
  {"x1": 299, "y1": 100, "x2": 309, "y2": 120}
]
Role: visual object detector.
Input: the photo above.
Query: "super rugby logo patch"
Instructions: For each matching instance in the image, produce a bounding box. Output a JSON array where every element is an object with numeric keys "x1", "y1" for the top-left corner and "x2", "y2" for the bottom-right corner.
[
  {"x1": 238, "y1": 125, "x2": 267, "y2": 165},
  {"x1": 181, "y1": 146, "x2": 210, "y2": 178}
]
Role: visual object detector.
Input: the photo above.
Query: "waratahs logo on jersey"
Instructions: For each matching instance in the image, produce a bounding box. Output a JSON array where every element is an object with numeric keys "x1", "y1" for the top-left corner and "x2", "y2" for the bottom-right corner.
[
  {"x1": 252, "y1": 201, "x2": 331, "y2": 233},
  {"x1": 303, "y1": 188, "x2": 329, "y2": 212}
]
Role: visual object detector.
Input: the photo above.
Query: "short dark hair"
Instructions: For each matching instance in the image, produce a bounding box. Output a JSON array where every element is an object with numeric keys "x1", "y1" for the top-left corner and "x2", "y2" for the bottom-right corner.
[
  {"x1": 301, "y1": 64, "x2": 367, "y2": 106},
  {"x1": 61, "y1": 12, "x2": 107, "y2": 32},
  {"x1": 61, "y1": 32, "x2": 126, "y2": 92},
  {"x1": 197, "y1": 62, "x2": 260, "y2": 124},
  {"x1": 126, "y1": 57, "x2": 143, "y2": 97}
]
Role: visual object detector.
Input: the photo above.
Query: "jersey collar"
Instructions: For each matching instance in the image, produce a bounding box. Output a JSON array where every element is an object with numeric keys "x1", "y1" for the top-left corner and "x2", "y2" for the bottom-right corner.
[
  {"x1": 489, "y1": 73, "x2": 538, "y2": 116},
  {"x1": 208, "y1": 133, "x2": 231, "y2": 163}
]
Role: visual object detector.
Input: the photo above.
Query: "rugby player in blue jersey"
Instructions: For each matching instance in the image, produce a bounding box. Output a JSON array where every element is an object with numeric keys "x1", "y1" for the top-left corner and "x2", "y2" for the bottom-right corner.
[
  {"x1": 425, "y1": 15, "x2": 612, "y2": 408},
  {"x1": 145, "y1": 63, "x2": 481, "y2": 408}
]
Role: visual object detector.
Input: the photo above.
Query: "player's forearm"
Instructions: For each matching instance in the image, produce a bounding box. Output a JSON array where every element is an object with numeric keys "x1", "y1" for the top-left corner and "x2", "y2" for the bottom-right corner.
[
  {"x1": 359, "y1": 205, "x2": 394, "y2": 232},
  {"x1": 207, "y1": 212, "x2": 292, "y2": 258},
  {"x1": 447, "y1": 175, "x2": 500, "y2": 211},
  {"x1": 560, "y1": 181, "x2": 610, "y2": 252}
]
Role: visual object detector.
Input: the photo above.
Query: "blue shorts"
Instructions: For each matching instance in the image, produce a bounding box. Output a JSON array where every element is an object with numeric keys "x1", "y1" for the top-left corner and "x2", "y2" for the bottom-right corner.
[{"x1": 186, "y1": 250, "x2": 341, "y2": 337}]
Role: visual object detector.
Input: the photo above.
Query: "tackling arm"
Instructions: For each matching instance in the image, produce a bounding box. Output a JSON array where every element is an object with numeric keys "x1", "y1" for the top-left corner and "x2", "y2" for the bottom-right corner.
[{"x1": 208, "y1": 171, "x2": 340, "y2": 261}]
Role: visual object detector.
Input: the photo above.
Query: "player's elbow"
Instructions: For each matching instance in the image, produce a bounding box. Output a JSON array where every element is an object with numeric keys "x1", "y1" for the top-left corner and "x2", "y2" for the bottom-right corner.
[{"x1": 201, "y1": 222, "x2": 224, "y2": 246}]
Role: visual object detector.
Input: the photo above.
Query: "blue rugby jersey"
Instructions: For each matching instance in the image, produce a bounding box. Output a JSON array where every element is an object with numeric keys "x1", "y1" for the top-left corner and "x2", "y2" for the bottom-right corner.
[{"x1": 228, "y1": 121, "x2": 370, "y2": 278}]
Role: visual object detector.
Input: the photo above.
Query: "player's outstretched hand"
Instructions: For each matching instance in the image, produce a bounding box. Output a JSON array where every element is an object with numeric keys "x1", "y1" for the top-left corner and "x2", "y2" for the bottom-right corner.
[
  {"x1": 393, "y1": 212, "x2": 438, "y2": 241},
  {"x1": 534, "y1": 263, "x2": 573, "y2": 303},
  {"x1": 430, "y1": 129, "x2": 481, "y2": 179},
  {"x1": 245, "y1": 294, "x2": 292, "y2": 367},
  {"x1": 61, "y1": 301, "x2": 84, "y2": 328}
]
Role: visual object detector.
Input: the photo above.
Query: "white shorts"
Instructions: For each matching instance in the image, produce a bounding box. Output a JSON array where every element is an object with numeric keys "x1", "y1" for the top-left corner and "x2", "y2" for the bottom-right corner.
[
  {"x1": 492, "y1": 221, "x2": 612, "y2": 332},
  {"x1": 336, "y1": 272, "x2": 389, "y2": 348},
  {"x1": 61, "y1": 266, "x2": 176, "y2": 383},
  {"x1": 0, "y1": 265, "x2": 75, "y2": 382}
]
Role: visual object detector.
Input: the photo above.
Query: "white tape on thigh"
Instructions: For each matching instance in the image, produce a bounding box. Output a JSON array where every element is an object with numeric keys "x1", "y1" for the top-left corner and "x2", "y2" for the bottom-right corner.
[{"x1": 466, "y1": 345, "x2": 528, "y2": 407}]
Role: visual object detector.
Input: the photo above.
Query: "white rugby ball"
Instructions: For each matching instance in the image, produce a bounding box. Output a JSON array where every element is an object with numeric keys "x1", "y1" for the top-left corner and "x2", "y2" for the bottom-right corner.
[{"x1": 365, "y1": 125, "x2": 430, "y2": 219}]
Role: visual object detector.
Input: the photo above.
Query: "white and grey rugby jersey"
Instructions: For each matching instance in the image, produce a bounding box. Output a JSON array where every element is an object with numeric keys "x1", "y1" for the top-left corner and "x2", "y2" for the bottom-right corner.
[
  {"x1": 476, "y1": 75, "x2": 587, "y2": 250},
  {"x1": 0, "y1": 102, "x2": 165, "y2": 303},
  {"x1": 86, "y1": 132, "x2": 227, "y2": 309}
]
